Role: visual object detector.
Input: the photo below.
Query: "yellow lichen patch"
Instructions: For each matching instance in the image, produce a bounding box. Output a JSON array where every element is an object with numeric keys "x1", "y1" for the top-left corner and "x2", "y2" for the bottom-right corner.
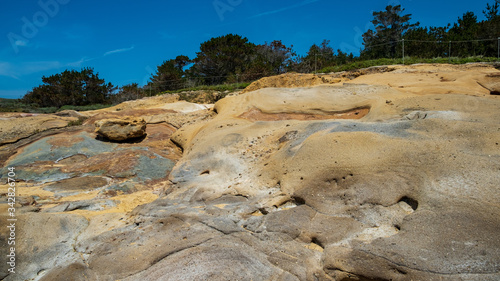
[
  {"x1": 68, "y1": 190, "x2": 158, "y2": 219},
  {"x1": 15, "y1": 183, "x2": 54, "y2": 198},
  {"x1": 40, "y1": 203, "x2": 59, "y2": 210},
  {"x1": 60, "y1": 190, "x2": 101, "y2": 202},
  {"x1": 213, "y1": 203, "x2": 230, "y2": 209}
]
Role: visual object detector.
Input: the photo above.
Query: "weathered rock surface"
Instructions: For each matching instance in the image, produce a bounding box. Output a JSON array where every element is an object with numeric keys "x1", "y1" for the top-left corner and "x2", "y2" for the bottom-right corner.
[
  {"x1": 478, "y1": 72, "x2": 500, "y2": 95},
  {"x1": 1, "y1": 64, "x2": 500, "y2": 281},
  {"x1": 94, "y1": 117, "x2": 147, "y2": 141},
  {"x1": 0, "y1": 113, "x2": 79, "y2": 145}
]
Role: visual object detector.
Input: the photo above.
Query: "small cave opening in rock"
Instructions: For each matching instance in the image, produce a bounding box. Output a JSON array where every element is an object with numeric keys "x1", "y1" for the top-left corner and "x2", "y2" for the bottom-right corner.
[
  {"x1": 398, "y1": 196, "x2": 419, "y2": 211},
  {"x1": 291, "y1": 196, "x2": 306, "y2": 206},
  {"x1": 311, "y1": 237, "x2": 324, "y2": 249},
  {"x1": 95, "y1": 134, "x2": 147, "y2": 144},
  {"x1": 200, "y1": 170, "x2": 210, "y2": 175},
  {"x1": 258, "y1": 208, "x2": 269, "y2": 215}
]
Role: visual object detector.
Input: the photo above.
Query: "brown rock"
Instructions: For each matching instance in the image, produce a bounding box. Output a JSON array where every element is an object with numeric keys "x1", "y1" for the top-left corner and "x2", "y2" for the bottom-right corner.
[
  {"x1": 38, "y1": 263, "x2": 96, "y2": 281},
  {"x1": 0, "y1": 114, "x2": 76, "y2": 146},
  {"x1": 478, "y1": 72, "x2": 500, "y2": 95},
  {"x1": 3, "y1": 64, "x2": 500, "y2": 281},
  {"x1": 54, "y1": 110, "x2": 84, "y2": 118},
  {"x1": 94, "y1": 117, "x2": 147, "y2": 141}
]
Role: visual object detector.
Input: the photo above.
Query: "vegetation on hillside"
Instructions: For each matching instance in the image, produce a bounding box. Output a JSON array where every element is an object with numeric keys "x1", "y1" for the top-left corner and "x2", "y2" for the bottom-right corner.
[
  {"x1": 362, "y1": 3, "x2": 500, "y2": 59},
  {"x1": 22, "y1": 68, "x2": 115, "y2": 108},
  {"x1": 6, "y1": 0, "x2": 499, "y2": 112},
  {"x1": 319, "y1": 57, "x2": 500, "y2": 74}
]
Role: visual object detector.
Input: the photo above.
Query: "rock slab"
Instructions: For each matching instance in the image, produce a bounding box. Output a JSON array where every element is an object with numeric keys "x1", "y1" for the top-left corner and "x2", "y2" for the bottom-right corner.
[
  {"x1": 94, "y1": 117, "x2": 147, "y2": 141},
  {"x1": 1, "y1": 64, "x2": 500, "y2": 281}
]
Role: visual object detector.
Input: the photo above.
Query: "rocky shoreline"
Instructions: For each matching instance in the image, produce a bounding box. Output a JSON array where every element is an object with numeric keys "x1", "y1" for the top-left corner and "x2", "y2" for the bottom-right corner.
[{"x1": 1, "y1": 63, "x2": 499, "y2": 281}]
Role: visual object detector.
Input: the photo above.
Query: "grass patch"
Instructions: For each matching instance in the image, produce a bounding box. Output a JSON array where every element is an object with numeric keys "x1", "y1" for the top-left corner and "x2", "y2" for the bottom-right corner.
[
  {"x1": 159, "y1": 82, "x2": 251, "y2": 95},
  {"x1": 0, "y1": 98, "x2": 35, "y2": 112},
  {"x1": 158, "y1": 82, "x2": 251, "y2": 104},
  {"x1": 318, "y1": 56, "x2": 499, "y2": 73},
  {"x1": 67, "y1": 116, "x2": 88, "y2": 127},
  {"x1": 58, "y1": 104, "x2": 113, "y2": 112},
  {"x1": 2, "y1": 57, "x2": 497, "y2": 112},
  {"x1": 0, "y1": 98, "x2": 113, "y2": 113},
  {"x1": 177, "y1": 91, "x2": 226, "y2": 104}
]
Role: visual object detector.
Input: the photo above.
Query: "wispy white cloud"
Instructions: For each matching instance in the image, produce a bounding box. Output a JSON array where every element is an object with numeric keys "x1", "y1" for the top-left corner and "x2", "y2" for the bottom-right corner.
[
  {"x1": 0, "y1": 62, "x2": 19, "y2": 79},
  {"x1": 66, "y1": 57, "x2": 95, "y2": 67},
  {"x1": 104, "y1": 46, "x2": 135, "y2": 57},
  {"x1": 249, "y1": 0, "x2": 322, "y2": 19},
  {"x1": 0, "y1": 45, "x2": 135, "y2": 81},
  {"x1": 64, "y1": 46, "x2": 135, "y2": 68},
  {"x1": 0, "y1": 61, "x2": 66, "y2": 79},
  {"x1": 21, "y1": 61, "x2": 63, "y2": 74}
]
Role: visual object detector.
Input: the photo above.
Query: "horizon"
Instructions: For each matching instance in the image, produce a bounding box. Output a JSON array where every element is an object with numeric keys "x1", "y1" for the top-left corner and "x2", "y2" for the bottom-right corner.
[{"x1": 0, "y1": 0, "x2": 494, "y2": 99}]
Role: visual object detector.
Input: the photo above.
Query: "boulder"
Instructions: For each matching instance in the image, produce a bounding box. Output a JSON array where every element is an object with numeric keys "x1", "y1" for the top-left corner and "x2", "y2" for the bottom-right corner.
[{"x1": 94, "y1": 117, "x2": 147, "y2": 141}]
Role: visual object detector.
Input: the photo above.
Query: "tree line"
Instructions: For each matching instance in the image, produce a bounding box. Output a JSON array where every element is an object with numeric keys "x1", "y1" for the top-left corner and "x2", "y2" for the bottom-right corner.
[
  {"x1": 22, "y1": 1, "x2": 500, "y2": 107},
  {"x1": 361, "y1": 2, "x2": 500, "y2": 59}
]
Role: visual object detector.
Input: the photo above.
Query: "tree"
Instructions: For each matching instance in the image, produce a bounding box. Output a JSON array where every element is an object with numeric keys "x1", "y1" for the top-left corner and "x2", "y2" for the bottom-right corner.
[
  {"x1": 448, "y1": 12, "x2": 480, "y2": 56},
  {"x1": 404, "y1": 26, "x2": 451, "y2": 58},
  {"x1": 334, "y1": 49, "x2": 354, "y2": 66},
  {"x1": 22, "y1": 68, "x2": 114, "y2": 107},
  {"x1": 481, "y1": 1, "x2": 500, "y2": 57},
  {"x1": 484, "y1": 0, "x2": 500, "y2": 20},
  {"x1": 111, "y1": 83, "x2": 143, "y2": 104},
  {"x1": 295, "y1": 40, "x2": 336, "y2": 73},
  {"x1": 362, "y1": 5, "x2": 419, "y2": 59},
  {"x1": 254, "y1": 40, "x2": 296, "y2": 75},
  {"x1": 234, "y1": 40, "x2": 297, "y2": 81},
  {"x1": 191, "y1": 34, "x2": 255, "y2": 84},
  {"x1": 294, "y1": 40, "x2": 354, "y2": 73},
  {"x1": 148, "y1": 55, "x2": 191, "y2": 93}
]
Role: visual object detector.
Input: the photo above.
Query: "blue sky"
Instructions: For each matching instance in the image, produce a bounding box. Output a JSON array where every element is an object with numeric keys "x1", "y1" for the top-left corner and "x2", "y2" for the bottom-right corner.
[{"x1": 0, "y1": 0, "x2": 493, "y2": 99}]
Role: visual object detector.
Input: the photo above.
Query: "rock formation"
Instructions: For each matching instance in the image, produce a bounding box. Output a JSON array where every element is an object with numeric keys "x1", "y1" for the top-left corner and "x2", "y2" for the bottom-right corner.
[
  {"x1": 94, "y1": 117, "x2": 147, "y2": 141},
  {"x1": 0, "y1": 63, "x2": 499, "y2": 281}
]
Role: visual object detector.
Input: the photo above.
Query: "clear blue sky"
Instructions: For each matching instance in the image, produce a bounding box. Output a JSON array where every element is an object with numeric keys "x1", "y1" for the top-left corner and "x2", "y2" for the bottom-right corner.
[{"x1": 0, "y1": 0, "x2": 493, "y2": 99}]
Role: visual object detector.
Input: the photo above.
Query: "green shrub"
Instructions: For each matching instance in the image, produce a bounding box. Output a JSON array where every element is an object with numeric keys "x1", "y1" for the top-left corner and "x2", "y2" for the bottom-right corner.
[
  {"x1": 58, "y1": 104, "x2": 112, "y2": 112},
  {"x1": 318, "y1": 57, "x2": 499, "y2": 73},
  {"x1": 159, "y1": 82, "x2": 251, "y2": 95},
  {"x1": 67, "y1": 117, "x2": 88, "y2": 127}
]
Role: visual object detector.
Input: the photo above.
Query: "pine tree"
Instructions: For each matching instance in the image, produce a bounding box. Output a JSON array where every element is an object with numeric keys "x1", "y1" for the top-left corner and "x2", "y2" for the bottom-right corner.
[
  {"x1": 484, "y1": 0, "x2": 500, "y2": 20},
  {"x1": 191, "y1": 34, "x2": 255, "y2": 84},
  {"x1": 22, "y1": 68, "x2": 114, "y2": 107},
  {"x1": 362, "y1": 5, "x2": 419, "y2": 59}
]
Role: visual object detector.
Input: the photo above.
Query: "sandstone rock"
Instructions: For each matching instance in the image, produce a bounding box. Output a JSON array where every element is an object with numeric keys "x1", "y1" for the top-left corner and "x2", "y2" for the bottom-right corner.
[
  {"x1": 54, "y1": 109, "x2": 84, "y2": 118},
  {"x1": 2, "y1": 64, "x2": 500, "y2": 281},
  {"x1": 478, "y1": 72, "x2": 500, "y2": 95},
  {"x1": 0, "y1": 213, "x2": 89, "y2": 281},
  {"x1": 38, "y1": 263, "x2": 97, "y2": 281},
  {"x1": 0, "y1": 114, "x2": 76, "y2": 145},
  {"x1": 94, "y1": 117, "x2": 147, "y2": 141}
]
